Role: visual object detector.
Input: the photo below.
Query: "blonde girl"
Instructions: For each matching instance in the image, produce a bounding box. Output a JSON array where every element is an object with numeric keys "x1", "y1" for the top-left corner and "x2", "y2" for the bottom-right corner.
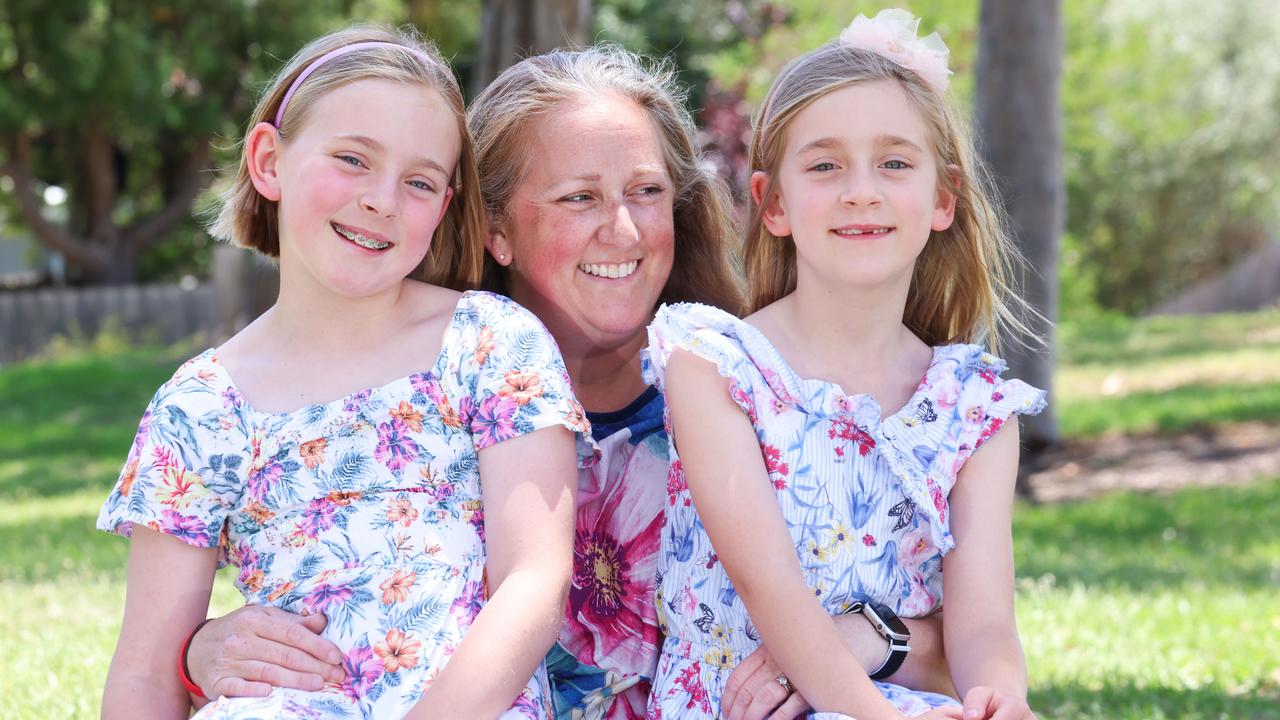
[
  {"x1": 644, "y1": 10, "x2": 1044, "y2": 720},
  {"x1": 99, "y1": 24, "x2": 591, "y2": 720}
]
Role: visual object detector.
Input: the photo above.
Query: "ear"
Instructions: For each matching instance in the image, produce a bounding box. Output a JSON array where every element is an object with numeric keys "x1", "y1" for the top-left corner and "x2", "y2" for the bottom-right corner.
[
  {"x1": 932, "y1": 164, "x2": 960, "y2": 232},
  {"x1": 437, "y1": 186, "x2": 454, "y2": 225},
  {"x1": 750, "y1": 170, "x2": 791, "y2": 238},
  {"x1": 484, "y1": 221, "x2": 513, "y2": 267},
  {"x1": 246, "y1": 122, "x2": 283, "y2": 202}
]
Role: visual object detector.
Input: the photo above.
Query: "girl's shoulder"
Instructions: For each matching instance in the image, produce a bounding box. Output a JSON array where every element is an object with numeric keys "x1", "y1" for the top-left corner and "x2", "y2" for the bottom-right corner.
[
  {"x1": 154, "y1": 348, "x2": 239, "y2": 407},
  {"x1": 645, "y1": 301, "x2": 757, "y2": 384},
  {"x1": 451, "y1": 290, "x2": 556, "y2": 340}
]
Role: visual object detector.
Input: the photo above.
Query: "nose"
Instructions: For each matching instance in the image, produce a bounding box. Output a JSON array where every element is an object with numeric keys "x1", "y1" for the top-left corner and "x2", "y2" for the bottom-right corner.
[
  {"x1": 840, "y1": 165, "x2": 882, "y2": 207},
  {"x1": 359, "y1": 173, "x2": 400, "y2": 218},
  {"x1": 600, "y1": 200, "x2": 641, "y2": 247}
]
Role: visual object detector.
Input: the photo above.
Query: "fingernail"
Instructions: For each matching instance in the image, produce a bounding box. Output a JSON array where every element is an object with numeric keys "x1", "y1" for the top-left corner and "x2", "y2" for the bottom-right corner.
[{"x1": 965, "y1": 711, "x2": 981, "y2": 719}]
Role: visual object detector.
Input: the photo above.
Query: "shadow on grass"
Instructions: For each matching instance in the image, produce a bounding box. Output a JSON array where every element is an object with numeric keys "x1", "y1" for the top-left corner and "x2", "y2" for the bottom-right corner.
[
  {"x1": 1030, "y1": 679, "x2": 1280, "y2": 720},
  {"x1": 1014, "y1": 480, "x2": 1280, "y2": 591},
  {"x1": 1059, "y1": 381, "x2": 1280, "y2": 438},
  {"x1": 0, "y1": 352, "x2": 178, "y2": 499}
]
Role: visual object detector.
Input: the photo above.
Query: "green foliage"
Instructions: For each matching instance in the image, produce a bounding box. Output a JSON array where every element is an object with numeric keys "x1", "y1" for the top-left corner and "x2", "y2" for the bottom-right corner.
[{"x1": 1062, "y1": 0, "x2": 1280, "y2": 315}]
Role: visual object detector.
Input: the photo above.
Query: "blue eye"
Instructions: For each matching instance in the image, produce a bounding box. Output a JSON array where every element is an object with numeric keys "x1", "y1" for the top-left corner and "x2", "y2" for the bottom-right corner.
[
  {"x1": 809, "y1": 161, "x2": 838, "y2": 172},
  {"x1": 407, "y1": 180, "x2": 435, "y2": 192},
  {"x1": 881, "y1": 159, "x2": 909, "y2": 170},
  {"x1": 338, "y1": 155, "x2": 364, "y2": 168}
]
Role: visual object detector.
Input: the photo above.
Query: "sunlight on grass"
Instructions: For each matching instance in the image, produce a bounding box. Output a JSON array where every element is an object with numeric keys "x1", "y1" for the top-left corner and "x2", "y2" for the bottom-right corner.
[{"x1": 1055, "y1": 310, "x2": 1280, "y2": 438}]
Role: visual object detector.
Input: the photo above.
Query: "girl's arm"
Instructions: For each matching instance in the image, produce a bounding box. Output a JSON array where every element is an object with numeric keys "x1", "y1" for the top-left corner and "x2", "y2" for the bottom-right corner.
[
  {"x1": 405, "y1": 425, "x2": 577, "y2": 719},
  {"x1": 722, "y1": 612, "x2": 953, "y2": 718},
  {"x1": 942, "y1": 419, "x2": 1034, "y2": 717},
  {"x1": 665, "y1": 349, "x2": 905, "y2": 720},
  {"x1": 103, "y1": 526, "x2": 218, "y2": 720}
]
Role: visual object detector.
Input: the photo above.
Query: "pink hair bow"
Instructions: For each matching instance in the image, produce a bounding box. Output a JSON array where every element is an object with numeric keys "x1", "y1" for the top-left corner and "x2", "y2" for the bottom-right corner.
[{"x1": 839, "y1": 8, "x2": 952, "y2": 93}]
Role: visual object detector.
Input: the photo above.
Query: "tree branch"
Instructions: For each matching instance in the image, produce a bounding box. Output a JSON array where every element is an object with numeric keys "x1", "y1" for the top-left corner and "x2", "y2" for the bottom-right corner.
[
  {"x1": 2, "y1": 132, "x2": 106, "y2": 272},
  {"x1": 122, "y1": 137, "x2": 213, "y2": 250}
]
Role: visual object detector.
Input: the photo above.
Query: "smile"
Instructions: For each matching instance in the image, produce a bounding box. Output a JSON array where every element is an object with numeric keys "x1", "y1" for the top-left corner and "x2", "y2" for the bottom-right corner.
[
  {"x1": 333, "y1": 223, "x2": 391, "y2": 250},
  {"x1": 579, "y1": 260, "x2": 639, "y2": 279},
  {"x1": 832, "y1": 227, "x2": 893, "y2": 238}
]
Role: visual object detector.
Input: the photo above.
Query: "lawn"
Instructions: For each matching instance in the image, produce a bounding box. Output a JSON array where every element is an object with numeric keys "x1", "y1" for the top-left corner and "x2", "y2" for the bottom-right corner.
[{"x1": 1, "y1": 312, "x2": 1278, "y2": 718}]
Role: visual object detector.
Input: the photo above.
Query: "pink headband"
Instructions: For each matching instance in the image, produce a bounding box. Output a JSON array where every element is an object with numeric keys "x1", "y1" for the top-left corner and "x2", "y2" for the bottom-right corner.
[{"x1": 274, "y1": 41, "x2": 436, "y2": 128}]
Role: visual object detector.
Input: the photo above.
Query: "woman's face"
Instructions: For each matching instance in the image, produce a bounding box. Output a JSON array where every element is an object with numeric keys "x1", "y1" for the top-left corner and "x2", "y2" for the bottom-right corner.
[{"x1": 490, "y1": 94, "x2": 676, "y2": 354}]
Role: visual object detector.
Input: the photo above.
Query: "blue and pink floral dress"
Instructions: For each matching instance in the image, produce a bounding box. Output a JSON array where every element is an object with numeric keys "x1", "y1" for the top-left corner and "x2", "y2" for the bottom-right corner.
[
  {"x1": 642, "y1": 303, "x2": 1046, "y2": 719},
  {"x1": 98, "y1": 291, "x2": 596, "y2": 720},
  {"x1": 549, "y1": 387, "x2": 667, "y2": 719}
]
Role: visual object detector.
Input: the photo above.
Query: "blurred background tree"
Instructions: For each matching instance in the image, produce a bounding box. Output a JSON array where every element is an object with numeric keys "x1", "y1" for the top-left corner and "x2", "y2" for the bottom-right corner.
[
  {"x1": 2, "y1": 0, "x2": 1276, "y2": 318},
  {"x1": 0, "y1": 1, "x2": 361, "y2": 284}
]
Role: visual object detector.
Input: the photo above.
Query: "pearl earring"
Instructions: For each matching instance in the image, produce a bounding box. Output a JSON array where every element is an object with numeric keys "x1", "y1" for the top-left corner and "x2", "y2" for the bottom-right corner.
[{"x1": 499, "y1": 253, "x2": 506, "y2": 261}]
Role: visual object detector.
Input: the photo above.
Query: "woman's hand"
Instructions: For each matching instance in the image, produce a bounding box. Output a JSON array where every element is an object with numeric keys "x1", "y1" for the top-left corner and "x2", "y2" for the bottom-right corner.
[
  {"x1": 722, "y1": 644, "x2": 812, "y2": 720},
  {"x1": 960, "y1": 686, "x2": 1036, "y2": 720},
  {"x1": 186, "y1": 605, "x2": 345, "y2": 699}
]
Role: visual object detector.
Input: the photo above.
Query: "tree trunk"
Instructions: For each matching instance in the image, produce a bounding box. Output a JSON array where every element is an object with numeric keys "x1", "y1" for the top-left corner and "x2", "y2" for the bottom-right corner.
[
  {"x1": 472, "y1": 0, "x2": 594, "y2": 92},
  {"x1": 975, "y1": 0, "x2": 1064, "y2": 465}
]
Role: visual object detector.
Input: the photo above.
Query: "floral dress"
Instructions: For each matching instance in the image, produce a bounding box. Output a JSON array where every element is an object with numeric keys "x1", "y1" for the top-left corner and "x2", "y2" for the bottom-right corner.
[
  {"x1": 549, "y1": 387, "x2": 667, "y2": 720},
  {"x1": 98, "y1": 291, "x2": 596, "y2": 720},
  {"x1": 641, "y1": 303, "x2": 1046, "y2": 719}
]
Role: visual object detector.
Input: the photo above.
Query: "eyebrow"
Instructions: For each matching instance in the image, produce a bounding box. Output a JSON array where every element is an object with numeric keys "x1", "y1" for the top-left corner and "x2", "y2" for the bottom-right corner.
[
  {"x1": 336, "y1": 134, "x2": 450, "y2": 176},
  {"x1": 795, "y1": 134, "x2": 927, "y2": 155}
]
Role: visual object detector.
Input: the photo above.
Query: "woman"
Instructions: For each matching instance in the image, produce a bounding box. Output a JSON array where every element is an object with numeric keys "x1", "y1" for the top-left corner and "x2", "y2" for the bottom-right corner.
[{"x1": 182, "y1": 46, "x2": 952, "y2": 719}]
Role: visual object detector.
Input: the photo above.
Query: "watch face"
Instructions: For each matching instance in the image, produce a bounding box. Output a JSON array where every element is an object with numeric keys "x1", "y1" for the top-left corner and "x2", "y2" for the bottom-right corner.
[{"x1": 865, "y1": 601, "x2": 911, "y2": 641}]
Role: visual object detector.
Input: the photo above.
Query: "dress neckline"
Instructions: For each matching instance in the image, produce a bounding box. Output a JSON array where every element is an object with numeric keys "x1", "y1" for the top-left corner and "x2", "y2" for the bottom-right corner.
[
  {"x1": 206, "y1": 290, "x2": 475, "y2": 418},
  {"x1": 711, "y1": 304, "x2": 948, "y2": 421}
]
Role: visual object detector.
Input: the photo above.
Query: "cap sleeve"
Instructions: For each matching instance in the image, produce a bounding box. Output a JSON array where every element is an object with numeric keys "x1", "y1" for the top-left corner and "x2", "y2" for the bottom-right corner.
[
  {"x1": 460, "y1": 292, "x2": 598, "y2": 467},
  {"x1": 875, "y1": 345, "x2": 1046, "y2": 553},
  {"x1": 643, "y1": 302, "x2": 760, "y2": 421},
  {"x1": 96, "y1": 352, "x2": 248, "y2": 564}
]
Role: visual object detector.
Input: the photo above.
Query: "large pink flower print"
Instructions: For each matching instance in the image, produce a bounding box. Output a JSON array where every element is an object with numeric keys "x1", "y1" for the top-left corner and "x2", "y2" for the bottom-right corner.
[{"x1": 561, "y1": 437, "x2": 665, "y2": 684}]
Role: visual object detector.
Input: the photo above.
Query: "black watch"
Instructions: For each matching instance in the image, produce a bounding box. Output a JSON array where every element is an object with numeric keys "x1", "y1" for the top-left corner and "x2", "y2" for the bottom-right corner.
[{"x1": 845, "y1": 599, "x2": 910, "y2": 680}]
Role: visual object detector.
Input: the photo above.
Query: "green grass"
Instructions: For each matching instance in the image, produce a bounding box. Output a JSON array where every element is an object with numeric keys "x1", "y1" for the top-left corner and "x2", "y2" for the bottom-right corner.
[
  {"x1": 1014, "y1": 481, "x2": 1280, "y2": 720},
  {"x1": 1, "y1": 313, "x2": 1278, "y2": 718},
  {"x1": 1055, "y1": 310, "x2": 1280, "y2": 438}
]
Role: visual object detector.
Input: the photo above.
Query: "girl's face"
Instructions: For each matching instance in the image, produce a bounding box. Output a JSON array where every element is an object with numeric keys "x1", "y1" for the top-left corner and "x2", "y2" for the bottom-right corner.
[
  {"x1": 257, "y1": 78, "x2": 461, "y2": 299},
  {"x1": 489, "y1": 95, "x2": 676, "y2": 352},
  {"x1": 754, "y1": 79, "x2": 955, "y2": 293}
]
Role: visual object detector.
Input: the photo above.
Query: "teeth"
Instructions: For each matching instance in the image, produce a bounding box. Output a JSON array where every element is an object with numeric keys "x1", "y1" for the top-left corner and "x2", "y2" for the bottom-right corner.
[
  {"x1": 334, "y1": 224, "x2": 390, "y2": 250},
  {"x1": 579, "y1": 261, "x2": 638, "y2": 278},
  {"x1": 835, "y1": 227, "x2": 891, "y2": 236}
]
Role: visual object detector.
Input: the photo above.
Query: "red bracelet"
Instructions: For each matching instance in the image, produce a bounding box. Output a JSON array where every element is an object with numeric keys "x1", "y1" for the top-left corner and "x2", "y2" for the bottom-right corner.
[{"x1": 179, "y1": 618, "x2": 214, "y2": 699}]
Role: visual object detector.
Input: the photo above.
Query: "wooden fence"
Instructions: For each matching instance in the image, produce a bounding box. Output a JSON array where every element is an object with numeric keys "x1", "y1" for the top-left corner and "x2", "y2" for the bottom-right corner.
[{"x1": 0, "y1": 283, "x2": 220, "y2": 363}]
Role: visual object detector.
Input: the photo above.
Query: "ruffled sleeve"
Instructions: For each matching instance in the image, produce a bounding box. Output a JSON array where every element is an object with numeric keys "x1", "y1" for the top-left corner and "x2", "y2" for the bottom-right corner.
[
  {"x1": 643, "y1": 302, "x2": 760, "y2": 421},
  {"x1": 459, "y1": 291, "x2": 598, "y2": 468},
  {"x1": 96, "y1": 351, "x2": 248, "y2": 565},
  {"x1": 875, "y1": 345, "x2": 1046, "y2": 553}
]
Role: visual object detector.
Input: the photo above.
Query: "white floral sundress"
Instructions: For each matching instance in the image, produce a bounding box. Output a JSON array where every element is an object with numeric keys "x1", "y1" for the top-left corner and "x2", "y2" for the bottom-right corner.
[
  {"x1": 98, "y1": 291, "x2": 597, "y2": 720},
  {"x1": 641, "y1": 303, "x2": 1046, "y2": 719}
]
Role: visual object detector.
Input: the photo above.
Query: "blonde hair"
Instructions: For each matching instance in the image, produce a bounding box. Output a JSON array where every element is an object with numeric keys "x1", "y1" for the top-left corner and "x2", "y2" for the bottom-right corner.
[
  {"x1": 747, "y1": 42, "x2": 1030, "y2": 350},
  {"x1": 208, "y1": 24, "x2": 485, "y2": 291},
  {"x1": 467, "y1": 45, "x2": 746, "y2": 315}
]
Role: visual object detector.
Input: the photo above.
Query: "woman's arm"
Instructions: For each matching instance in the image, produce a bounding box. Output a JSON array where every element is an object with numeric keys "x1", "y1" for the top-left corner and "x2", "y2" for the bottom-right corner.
[
  {"x1": 665, "y1": 349, "x2": 905, "y2": 720},
  {"x1": 103, "y1": 527, "x2": 218, "y2": 720},
  {"x1": 405, "y1": 425, "x2": 577, "y2": 719},
  {"x1": 943, "y1": 420, "x2": 1034, "y2": 718}
]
